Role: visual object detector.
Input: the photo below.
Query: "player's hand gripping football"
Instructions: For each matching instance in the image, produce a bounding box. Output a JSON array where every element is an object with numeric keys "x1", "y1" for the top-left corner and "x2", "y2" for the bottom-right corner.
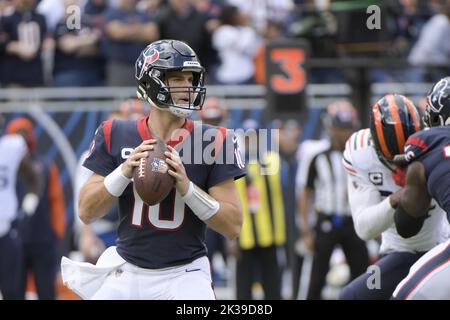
[
  {"x1": 165, "y1": 145, "x2": 190, "y2": 196},
  {"x1": 121, "y1": 139, "x2": 157, "y2": 178}
]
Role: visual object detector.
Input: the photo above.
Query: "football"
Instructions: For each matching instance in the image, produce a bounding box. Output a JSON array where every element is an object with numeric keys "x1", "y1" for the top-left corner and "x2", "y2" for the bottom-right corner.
[{"x1": 133, "y1": 141, "x2": 175, "y2": 206}]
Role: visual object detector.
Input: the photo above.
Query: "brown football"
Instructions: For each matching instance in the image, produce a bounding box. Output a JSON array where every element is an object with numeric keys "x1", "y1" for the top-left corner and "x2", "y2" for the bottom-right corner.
[{"x1": 133, "y1": 141, "x2": 175, "y2": 206}]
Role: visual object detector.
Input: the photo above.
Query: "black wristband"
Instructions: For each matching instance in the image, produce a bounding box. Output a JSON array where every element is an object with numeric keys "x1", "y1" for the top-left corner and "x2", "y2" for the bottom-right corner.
[{"x1": 394, "y1": 203, "x2": 426, "y2": 238}]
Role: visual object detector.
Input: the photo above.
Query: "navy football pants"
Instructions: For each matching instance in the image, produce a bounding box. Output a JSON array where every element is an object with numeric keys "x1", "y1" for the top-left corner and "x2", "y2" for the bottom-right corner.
[
  {"x1": 339, "y1": 251, "x2": 424, "y2": 300},
  {"x1": 0, "y1": 229, "x2": 24, "y2": 299},
  {"x1": 20, "y1": 242, "x2": 58, "y2": 300}
]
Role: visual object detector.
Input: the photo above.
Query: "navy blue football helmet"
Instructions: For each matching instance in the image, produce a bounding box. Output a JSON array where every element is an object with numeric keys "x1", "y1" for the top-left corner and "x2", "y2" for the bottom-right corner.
[
  {"x1": 425, "y1": 77, "x2": 450, "y2": 127},
  {"x1": 135, "y1": 40, "x2": 206, "y2": 118}
]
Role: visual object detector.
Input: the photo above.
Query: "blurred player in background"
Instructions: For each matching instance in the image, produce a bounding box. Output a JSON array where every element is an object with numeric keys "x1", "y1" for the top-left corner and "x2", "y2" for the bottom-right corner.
[
  {"x1": 340, "y1": 94, "x2": 448, "y2": 300},
  {"x1": 61, "y1": 39, "x2": 245, "y2": 300},
  {"x1": 298, "y1": 101, "x2": 369, "y2": 300},
  {"x1": 393, "y1": 78, "x2": 450, "y2": 299},
  {"x1": 0, "y1": 114, "x2": 40, "y2": 300},
  {"x1": 6, "y1": 117, "x2": 66, "y2": 300}
]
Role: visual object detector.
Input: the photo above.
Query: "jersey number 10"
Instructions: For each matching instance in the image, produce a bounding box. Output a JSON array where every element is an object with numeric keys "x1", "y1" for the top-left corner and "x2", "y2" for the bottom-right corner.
[{"x1": 131, "y1": 187, "x2": 185, "y2": 230}]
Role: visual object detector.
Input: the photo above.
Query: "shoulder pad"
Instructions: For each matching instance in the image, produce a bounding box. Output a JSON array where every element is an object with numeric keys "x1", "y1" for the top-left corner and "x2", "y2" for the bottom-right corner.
[{"x1": 343, "y1": 129, "x2": 373, "y2": 176}]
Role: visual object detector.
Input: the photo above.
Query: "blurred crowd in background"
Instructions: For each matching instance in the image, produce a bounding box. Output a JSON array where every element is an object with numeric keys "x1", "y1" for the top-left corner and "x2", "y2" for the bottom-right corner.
[{"x1": 1, "y1": 0, "x2": 450, "y2": 88}]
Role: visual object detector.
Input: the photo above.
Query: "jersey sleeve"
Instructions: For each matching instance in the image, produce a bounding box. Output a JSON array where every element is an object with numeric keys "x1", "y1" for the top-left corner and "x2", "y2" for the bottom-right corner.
[
  {"x1": 207, "y1": 128, "x2": 246, "y2": 188},
  {"x1": 342, "y1": 131, "x2": 366, "y2": 180},
  {"x1": 347, "y1": 173, "x2": 395, "y2": 240},
  {"x1": 83, "y1": 120, "x2": 117, "y2": 177},
  {"x1": 7, "y1": 134, "x2": 28, "y2": 164},
  {"x1": 404, "y1": 131, "x2": 430, "y2": 163}
]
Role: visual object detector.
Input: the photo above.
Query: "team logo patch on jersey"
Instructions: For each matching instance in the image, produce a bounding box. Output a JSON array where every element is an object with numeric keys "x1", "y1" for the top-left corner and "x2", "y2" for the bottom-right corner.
[
  {"x1": 151, "y1": 158, "x2": 168, "y2": 173},
  {"x1": 368, "y1": 172, "x2": 383, "y2": 186}
]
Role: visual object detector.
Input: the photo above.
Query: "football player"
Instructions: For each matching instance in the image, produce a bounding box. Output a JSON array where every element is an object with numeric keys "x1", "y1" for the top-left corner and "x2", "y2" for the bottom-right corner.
[
  {"x1": 0, "y1": 114, "x2": 40, "y2": 299},
  {"x1": 392, "y1": 78, "x2": 450, "y2": 299},
  {"x1": 61, "y1": 40, "x2": 246, "y2": 300},
  {"x1": 340, "y1": 94, "x2": 448, "y2": 300}
]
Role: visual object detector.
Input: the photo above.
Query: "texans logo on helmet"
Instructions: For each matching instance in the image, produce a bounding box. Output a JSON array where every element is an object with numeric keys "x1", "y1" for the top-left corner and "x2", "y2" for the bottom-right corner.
[
  {"x1": 136, "y1": 48, "x2": 160, "y2": 80},
  {"x1": 430, "y1": 78, "x2": 449, "y2": 112}
]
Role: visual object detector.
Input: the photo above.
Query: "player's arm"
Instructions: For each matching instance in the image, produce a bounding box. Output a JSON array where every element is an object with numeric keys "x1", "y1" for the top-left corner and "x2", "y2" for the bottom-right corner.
[
  {"x1": 78, "y1": 173, "x2": 117, "y2": 224},
  {"x1": 347, "y1": 174, "x2": 403, "y2": 241},
  {"x1": 394, "y1": 161, "x2": 431, "y2": 238},
  {"x1": 206, "y1": 178, "x2": 243, "y2": 239},
  {"x1": 79, "y1": 139, "x2": 156, "y2": 224},
  {"x1": 19, "y1": 154, "x2": 39, "y2": 195},
  {"x1": 18, "y1": 154, "x2": 41, "y2": 216}
]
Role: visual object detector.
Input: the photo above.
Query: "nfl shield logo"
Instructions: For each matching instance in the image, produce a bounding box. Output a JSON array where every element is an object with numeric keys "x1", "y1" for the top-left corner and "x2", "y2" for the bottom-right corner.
[{"x1": 151, "y1": 158, "x2": 168, "y2": 174}]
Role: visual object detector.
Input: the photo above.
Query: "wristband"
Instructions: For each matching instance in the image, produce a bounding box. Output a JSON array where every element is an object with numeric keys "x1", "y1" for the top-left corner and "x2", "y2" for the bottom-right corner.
[
  {"x1": 182, "y1": 181, "x2": 220, "y2": 221},
  {"x1": 103, "y1": 164, "x2": 131, "y2": 197}
]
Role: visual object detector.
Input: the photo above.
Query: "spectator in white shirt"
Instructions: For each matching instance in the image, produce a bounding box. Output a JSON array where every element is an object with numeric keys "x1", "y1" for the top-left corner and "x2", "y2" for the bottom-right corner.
[{"x1": 212, "y1": 5, "x2": 260, "y2": 84}]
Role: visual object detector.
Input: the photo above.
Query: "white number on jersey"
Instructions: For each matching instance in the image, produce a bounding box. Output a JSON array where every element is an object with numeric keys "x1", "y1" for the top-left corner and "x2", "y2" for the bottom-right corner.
[{"x1": 131, "y1": 186, "x2": 185, "y2": 230}]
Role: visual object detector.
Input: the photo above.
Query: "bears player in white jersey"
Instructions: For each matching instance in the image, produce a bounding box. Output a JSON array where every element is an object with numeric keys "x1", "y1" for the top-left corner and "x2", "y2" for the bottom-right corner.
[
  {"x1": 339, "y1": 94, "x2": 448, "y2": 300},
  {"x1": 392, "y1": 78, "x2": 450, "y2": 299},
  {"x1": 0, "y1": 114, "x2": 40, "y2": 299}
]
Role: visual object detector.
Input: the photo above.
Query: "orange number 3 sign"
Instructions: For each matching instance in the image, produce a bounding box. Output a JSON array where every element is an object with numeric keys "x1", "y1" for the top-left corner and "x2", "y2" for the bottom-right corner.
[{"x1": 270, "y1": 48, "x2": 306, "y2": 94}]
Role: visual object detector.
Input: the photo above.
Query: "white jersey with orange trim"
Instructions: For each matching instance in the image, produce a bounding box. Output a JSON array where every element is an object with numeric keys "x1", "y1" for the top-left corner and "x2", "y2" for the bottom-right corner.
[
  {"x1": 343, "y1": 129, "x2": 448, "y2": 254},
  {"x1": 0, "y1": 134, "x2": 28, "y2": 236}
]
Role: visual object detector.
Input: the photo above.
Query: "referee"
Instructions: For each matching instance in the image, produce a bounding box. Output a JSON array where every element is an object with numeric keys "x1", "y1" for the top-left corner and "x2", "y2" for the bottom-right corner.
[{"x1": 298, "y1": 101, "x2": 369, "y2": 300}]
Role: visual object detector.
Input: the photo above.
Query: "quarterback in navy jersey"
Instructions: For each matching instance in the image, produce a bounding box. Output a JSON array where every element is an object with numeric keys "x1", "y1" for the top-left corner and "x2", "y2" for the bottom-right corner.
[
  {"x1": 393, "y1": 77, "x2": 450, "y2": 299},
  {"x1": 61, "y1": 40, "x2": 245, "y2": 300}
]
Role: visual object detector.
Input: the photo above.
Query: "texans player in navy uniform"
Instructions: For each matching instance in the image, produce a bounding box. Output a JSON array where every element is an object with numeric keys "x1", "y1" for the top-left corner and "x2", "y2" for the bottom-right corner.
[
  {"x1": 61, "y1": 39, "x2": 246, "y2": 300},
  {"x1": 392, "y1": 77, "x2": 450, "y2": 299}
]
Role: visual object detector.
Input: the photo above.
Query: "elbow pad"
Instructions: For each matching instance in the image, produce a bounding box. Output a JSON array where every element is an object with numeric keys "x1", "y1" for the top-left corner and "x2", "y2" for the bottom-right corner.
[{"x1": 394, "y1": 204, "x2": 426, "y2": 238}]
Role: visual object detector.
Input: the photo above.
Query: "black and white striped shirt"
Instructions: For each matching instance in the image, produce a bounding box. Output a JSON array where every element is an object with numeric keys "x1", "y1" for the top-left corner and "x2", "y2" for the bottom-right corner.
[{"x1": 305, "y1": 147, "x2": 350, "y2": 216}]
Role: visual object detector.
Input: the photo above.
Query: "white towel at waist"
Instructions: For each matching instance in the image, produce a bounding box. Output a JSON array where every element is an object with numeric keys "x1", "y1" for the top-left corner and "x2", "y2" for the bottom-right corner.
[{"x1": 61, "y1": 246, "x2": 126, "y2": 300}]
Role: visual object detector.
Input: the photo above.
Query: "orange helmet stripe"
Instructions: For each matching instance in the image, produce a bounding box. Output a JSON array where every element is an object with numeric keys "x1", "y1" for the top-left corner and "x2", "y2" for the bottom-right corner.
[
  {"x1": 373, "y1": 103, "x2": 392, "y2": 160},
  {"x1": 402, "y1": 96, "x2": 421, "y2": 132},
  {"x1": 387, "y1": 94, "x2": 406, "y2": 154}
]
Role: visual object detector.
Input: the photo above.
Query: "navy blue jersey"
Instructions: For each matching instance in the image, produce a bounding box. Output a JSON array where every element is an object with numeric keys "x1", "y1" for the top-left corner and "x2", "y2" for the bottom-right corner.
[
  {"x1": 404, "y1": 126, "x2": 450, "y2": 217},
  {"x1": 83, "y1": 116, "x2": 246, "y2": 269}
]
